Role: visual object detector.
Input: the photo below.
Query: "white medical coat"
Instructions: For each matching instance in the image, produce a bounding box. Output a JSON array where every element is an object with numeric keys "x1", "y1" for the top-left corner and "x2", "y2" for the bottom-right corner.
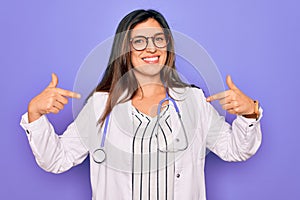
[{"x1": 20, "y1": 87, "x2": 263, "y2": 200}]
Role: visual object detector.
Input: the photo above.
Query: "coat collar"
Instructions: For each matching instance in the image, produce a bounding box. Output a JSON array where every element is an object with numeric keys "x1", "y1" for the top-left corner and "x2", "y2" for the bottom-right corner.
[{"x1": 109, "y1": 87, "x2": 191, "y2": 137}]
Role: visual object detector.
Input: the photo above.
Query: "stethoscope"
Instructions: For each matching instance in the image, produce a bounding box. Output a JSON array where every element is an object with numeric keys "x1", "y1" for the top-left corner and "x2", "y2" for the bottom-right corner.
[{"x1": 92, "y1": 90, "x2": 189, "y2": 164}]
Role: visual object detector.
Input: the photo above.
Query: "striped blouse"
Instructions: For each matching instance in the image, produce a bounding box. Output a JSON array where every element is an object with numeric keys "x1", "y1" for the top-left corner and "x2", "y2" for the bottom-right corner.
[{"x1": 132, "y1": 105, "x2": 175, "y2": 200}]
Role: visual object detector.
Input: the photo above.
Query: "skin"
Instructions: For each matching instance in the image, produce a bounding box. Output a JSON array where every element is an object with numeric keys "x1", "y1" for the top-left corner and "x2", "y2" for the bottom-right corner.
[
  {"x1": 27, "y1": 73, "x2": 80, "y2": 123},
  {"x1": 27, "y1": 19, "x2": 257, "y2": 123},
  {"x1": 206, "y1": 75, "x2": 256, "y2": 116},
  {"x1": 130, "y1": 18, "x2": 169, "y2": 117},
  {"x1": 130, "y1": 19, "x2": 167, "y2": 82}
]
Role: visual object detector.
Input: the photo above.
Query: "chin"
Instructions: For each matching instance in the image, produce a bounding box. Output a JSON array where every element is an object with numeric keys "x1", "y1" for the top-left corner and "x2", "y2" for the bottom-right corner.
[{"x1": 133, "y1": 64, "x2": 164, "y2": 78}]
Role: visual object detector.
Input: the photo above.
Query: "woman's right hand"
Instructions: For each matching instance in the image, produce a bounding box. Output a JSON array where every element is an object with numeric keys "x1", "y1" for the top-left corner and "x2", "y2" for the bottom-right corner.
[{"x1": 28, "y1": 73, "x2": 81, "y2": 123}]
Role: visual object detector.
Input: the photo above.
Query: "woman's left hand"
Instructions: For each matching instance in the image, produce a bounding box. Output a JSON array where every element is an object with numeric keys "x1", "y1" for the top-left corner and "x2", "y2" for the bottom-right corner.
[{"x1": 206, "y1": 75, "x2": 255, "y2": 115}]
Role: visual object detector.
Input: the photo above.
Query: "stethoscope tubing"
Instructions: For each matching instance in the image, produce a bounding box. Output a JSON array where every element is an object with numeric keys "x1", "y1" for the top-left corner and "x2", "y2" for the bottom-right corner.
[{"x1": 93, "y1": 90, "x2": 188, "y2": 163}]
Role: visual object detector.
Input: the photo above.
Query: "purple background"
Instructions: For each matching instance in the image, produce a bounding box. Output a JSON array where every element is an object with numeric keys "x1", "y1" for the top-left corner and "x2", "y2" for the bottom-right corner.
[{"x1": 1, "y1": 0, "x2": 300, "y2": 199}]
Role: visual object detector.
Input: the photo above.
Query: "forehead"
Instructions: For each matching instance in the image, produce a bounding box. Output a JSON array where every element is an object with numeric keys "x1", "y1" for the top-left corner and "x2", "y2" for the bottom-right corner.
[{"x1": 131, "y1": 18, "x2": 164, "y2": 37}]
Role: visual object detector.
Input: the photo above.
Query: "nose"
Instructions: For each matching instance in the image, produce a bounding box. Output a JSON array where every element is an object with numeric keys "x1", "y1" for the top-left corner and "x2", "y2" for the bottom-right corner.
[{"x1": 146, "y1": 38, "x2": 156, "y2": 52}]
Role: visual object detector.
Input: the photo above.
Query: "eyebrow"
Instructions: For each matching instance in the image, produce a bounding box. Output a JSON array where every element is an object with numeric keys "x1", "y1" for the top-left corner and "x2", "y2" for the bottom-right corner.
[{"x1": 131, "y1": 32, "x2": 164, "y2": 38}]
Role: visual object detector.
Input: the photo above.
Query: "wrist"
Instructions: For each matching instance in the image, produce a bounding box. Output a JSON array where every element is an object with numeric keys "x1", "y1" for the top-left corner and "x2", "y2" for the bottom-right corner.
[
  {"x1": 28, "y1": 112, "x2": 42, "y2": 123},
  {"x1": 28, "y1": 101, "x2": 42, "y2": 123},
  {"x1": 243, "y1": 100, "x2": 260, "y2": 120}
]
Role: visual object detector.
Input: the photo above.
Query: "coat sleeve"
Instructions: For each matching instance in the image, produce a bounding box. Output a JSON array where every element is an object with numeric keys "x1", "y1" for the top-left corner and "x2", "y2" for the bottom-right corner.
[
  {"x1": 200, "y1": 90, "x2": 263, "y2": 162},
  {"x1": 20, "y1": 94, "x2": 103, "y2": 173}
]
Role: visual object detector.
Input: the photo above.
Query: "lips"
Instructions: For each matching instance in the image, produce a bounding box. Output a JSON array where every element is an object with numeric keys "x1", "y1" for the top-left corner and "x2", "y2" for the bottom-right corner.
[{"x1": 142, "y1": 56, "x2": 159, "y2": 64}]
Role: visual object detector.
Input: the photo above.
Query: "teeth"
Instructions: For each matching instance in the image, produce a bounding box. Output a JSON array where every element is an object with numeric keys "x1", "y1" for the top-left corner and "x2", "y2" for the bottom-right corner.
[{"x1": 143, "y1": 56, "x2": 159, "y2": 62}]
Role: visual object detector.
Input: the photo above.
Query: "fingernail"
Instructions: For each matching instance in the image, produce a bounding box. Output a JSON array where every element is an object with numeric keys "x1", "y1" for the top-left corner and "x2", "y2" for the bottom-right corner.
[
  {"x1": 206, "y1": 97, "x2": 210, "y2": 102},
  {"x1": 76, "y1": 93, "x2": 81, "y2": 99}
]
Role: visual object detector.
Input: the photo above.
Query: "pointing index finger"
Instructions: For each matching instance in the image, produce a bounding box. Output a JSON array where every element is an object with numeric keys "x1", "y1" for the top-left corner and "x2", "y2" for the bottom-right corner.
[
  {"x1": 206, "y1": 90, "x2": 230, "y2": 102},
  {"x1": 57, "y1": 88, "x2": 81, "y2": 99}
]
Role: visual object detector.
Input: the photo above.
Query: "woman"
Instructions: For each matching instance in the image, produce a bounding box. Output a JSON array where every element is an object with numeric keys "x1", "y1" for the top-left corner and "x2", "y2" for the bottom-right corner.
[{"x1": 20, "y1": 9, "x2": 262, "y2": 200}]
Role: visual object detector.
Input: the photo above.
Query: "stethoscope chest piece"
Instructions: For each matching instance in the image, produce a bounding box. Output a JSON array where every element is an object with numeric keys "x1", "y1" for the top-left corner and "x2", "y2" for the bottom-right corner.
[{"x1": 92, "y1": 148, "x2": 106, "y2": 164}]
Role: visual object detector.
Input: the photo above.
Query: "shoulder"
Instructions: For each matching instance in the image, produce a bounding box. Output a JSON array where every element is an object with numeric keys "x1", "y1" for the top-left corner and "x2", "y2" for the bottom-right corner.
[
  {"x1": 170, "y1": 86, "x2": 206, "y2": 101},
  {"x1": 84, "y1": 91, "x2": 108, "y2": 103},
  {"x1": 83, "y1": 92, "x2": 109, "y2": 117},
  {"x1": 189, "y1": 86, "x2": 205, "y2": 96},
  {"x1": 91, "y1": 91, "x2": 109, "y2": 101}
]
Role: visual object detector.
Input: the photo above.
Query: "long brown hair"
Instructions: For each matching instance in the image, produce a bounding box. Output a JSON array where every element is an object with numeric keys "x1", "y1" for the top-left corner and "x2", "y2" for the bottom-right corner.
[{"x1": 92, "y1": 9, "x2": 189, "y2": 126}]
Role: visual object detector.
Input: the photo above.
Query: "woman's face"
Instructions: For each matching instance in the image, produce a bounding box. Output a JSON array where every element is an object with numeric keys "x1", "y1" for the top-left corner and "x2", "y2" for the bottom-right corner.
[{"x1": 130, "y1": 18, "x2": 167, "y2": 79}]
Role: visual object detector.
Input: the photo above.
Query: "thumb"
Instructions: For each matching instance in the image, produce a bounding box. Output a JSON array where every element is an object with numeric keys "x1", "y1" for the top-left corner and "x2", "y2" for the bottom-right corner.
[
  {"x1": 48, "y1": 73, "x2": 58, "y2": 88},
  {"x1": 226, "y1": 75, "x2": 238, "y2": 91}
]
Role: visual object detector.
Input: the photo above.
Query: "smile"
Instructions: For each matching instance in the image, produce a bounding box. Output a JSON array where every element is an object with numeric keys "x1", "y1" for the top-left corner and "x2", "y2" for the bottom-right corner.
[{"x1": 142, "y1": 56, "x2": 159, "y2": 64}]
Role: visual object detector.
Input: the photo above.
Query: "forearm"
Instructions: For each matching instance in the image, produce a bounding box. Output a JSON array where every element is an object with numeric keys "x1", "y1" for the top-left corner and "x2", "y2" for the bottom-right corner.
[
  {"x1": 20, "y1": 113, "x2": 88, "y2": 173},
  {"x1": 207, "y1": 108, "x2": 263, "y2": 162}
]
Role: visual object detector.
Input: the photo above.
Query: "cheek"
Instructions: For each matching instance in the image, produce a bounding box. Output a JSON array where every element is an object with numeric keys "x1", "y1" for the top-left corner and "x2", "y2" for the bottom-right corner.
[
  {"x1": 160, "y1": 50, "x2": 168, "y2": 64},
  {"x1": 130, "y1": 52, "x2": 140, "y2": 67}
]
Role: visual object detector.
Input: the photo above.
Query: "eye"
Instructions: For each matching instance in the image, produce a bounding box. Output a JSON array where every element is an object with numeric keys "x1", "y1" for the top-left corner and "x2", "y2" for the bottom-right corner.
[
  {"x1": 154, "y1": 34, "x2": 166, "y2": 44},
  {"x1": 156, "y1": 36, "x2": 165, "y2": 41},
  {"x1": 132, "y1": 37, "x2": 145, "y2": 45}
]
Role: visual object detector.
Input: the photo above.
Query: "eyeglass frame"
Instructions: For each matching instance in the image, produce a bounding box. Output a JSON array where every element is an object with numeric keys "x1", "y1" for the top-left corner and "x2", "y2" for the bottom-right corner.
[{"x1": 130, "y1": 33, "x2": 170, "y2": 51}]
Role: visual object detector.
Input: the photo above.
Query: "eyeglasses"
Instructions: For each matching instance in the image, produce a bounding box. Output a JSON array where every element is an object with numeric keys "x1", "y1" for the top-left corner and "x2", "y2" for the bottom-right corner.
[{"x1": 130, "y1": 33, "x2": 169, "y2": 51}]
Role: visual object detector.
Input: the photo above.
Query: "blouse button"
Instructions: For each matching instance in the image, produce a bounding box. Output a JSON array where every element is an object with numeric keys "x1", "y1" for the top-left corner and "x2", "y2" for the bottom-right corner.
[{"x1": 176, "y1": 173, "x2": 180, "y2": 178}]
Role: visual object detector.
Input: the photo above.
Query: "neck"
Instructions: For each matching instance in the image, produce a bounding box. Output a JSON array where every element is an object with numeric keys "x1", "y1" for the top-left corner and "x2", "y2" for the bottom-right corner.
[
  {"x1": 133, "y1": 71, "x2": 166, "y2": 98},
  {"x1": 136, "y1": 81, "x2": 166, "y2": 98}
]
